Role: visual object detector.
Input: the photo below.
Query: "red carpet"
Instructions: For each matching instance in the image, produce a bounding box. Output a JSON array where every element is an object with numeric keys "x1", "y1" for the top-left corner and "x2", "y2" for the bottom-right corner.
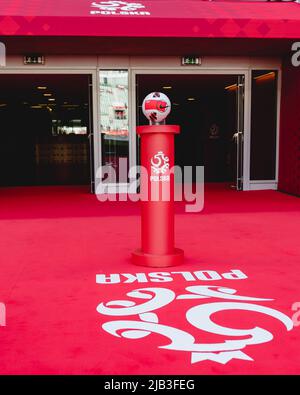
[{"x1": 0, "y1": 184, "x2": 300, "y2": 375}]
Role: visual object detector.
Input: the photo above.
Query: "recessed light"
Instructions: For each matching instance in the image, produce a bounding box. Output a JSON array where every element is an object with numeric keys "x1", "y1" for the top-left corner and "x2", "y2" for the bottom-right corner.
[
  {"x1": 43, "y1": 93, "x2": 52, "y2": 97},
  {"x1": 225, "y1": 84, "x2": 237, "y2": 91},
  {"x1": 37, "y1": 86, "x2": 47, "y2": 90},
  {"x1": 187, "y1": 97, "x2": 195, "y2": 101},
  {"x1": 163, "y1": 86, "x2": 172, "y2": 90},
  {"x1": 254, "y1": 72, "x2": 275, "y2": 81},
  {"x1": 48, "y1": 98, "x2": 55, "y2": 102}
]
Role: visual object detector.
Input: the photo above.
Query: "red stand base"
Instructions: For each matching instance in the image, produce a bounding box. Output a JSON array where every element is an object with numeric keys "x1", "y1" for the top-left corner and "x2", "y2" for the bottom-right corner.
[{"x1": 132, "y1": 248, "x2": 184, "y2": 268}]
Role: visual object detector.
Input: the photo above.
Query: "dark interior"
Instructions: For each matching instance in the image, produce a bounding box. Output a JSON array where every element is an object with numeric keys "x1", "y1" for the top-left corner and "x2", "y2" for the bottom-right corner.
[
  {"x1": 0, "y1": 74, "x2": 91, "y2": 187},
  {"x1": 250, "y1": 70, "x2": 278, "y2": 180},
  {"x1": 137, "y1": 74, "x2": 239, "y2": 183}
]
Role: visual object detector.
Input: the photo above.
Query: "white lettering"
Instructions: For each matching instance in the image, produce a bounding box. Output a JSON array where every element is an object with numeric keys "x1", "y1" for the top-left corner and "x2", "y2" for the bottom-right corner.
[
  {"x1": 122, "y1": 273, "x2": 148, "y2": 283},
  {"x1": 148, "y1": 272, "x2": 173, "y2": 282},
  {"x1": 222, "y1": 269, "x2": 248, "y2": 280},
  {"x1": 96, "y1": 273, "x2": 120, "y2": 284},
  {"x1": 104, "y1": 379, "x2": 139, "y2": 392},
  {"x1": 194, "y1": 270, "x2": 222, "y2": 281},
  {"x1": 171, "y1": 271, "x2": 197, "y2": 281},
  {"x1": 96, "y1": 269, "x2": 249, "y2": 284},
  {"x1": 90, "y1": 2, "x2": 151, "y2": 17}
]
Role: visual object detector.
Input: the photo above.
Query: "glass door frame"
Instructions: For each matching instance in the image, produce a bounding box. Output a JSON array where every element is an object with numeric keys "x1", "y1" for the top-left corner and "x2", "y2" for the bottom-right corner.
[
  {"x1": 97, "y1": 69, "x2": 132, "y2": 193},
  {"x1": 236, "y1": 75, "x2": 245, "y2": 191},
  {"x1": 131, "y1": 68, "x2": 250, "y2": 191},
  {"x1": 0, "y1": 68, "x2": 98, "y2": 192},
  {"x1": 247, "y1": 68, "x2": 282, "y2": 190}
]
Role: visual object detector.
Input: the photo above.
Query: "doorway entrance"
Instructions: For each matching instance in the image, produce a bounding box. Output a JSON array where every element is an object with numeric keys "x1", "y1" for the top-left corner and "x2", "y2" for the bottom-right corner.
[
  {"x1": 0, "y1": 74, "x2": 93, "y2": 188},
  {"x1": 136, "y1": 74, "x2": 245, "y2": 189}
]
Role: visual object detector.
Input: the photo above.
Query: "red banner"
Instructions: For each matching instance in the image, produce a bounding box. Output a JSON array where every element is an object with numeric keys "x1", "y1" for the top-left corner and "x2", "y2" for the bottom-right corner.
[{"x1": 0, "y1": 0, "x2": 300, "y2": 38}]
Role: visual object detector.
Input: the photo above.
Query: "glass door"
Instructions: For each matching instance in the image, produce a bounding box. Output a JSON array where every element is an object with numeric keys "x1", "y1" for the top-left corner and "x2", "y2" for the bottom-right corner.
[
  {"x1": 88, "y1": 74, "x2": 95, "y2": 193},
  {"x1": 99, "y1": 70, "x2": 130, "y2": 186},
  {"x1": 136, "y1": 73, "x2": 246, "y2": 189},
  {"x1": 250, "y1": 70, "x2": 278, "y2": 182},
  {"x1": 235, "y1": 75, "x2": 245, "y2": 191}
]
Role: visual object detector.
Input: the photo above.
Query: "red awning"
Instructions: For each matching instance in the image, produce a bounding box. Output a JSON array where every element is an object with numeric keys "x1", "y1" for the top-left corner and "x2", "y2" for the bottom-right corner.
[{"x1": 0, "y1": 0, "x2": 300, "y2": 39}]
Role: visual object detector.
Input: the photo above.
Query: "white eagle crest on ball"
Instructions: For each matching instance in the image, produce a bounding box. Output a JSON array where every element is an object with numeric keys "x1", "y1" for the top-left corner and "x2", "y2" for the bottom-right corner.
[{"x1": 142, "y1": 92, "x2": 171, "y2": 124}]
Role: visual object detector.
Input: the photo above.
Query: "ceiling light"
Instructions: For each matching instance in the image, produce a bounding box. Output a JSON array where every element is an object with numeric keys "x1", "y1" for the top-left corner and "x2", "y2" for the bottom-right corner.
[
  {"x1": 254, "y1": 72, "x2": 276, "y2": 82},
  {"x1": 163, "y1": 86, "x2": 172, "y2": 90},
  {"x1": 43, "y1": 93, "x2": 52, "y2": 97},
  {"x1": 187, "y1": 97, "x2": 195, "y2": 101},
  {"x1": 37, "y1": 86, "x2": 47, "y2": 90},
  {"x1": 225, "y1": 84, "x2": 238, "y2": 91},
  {"x1": 30, "y1": 105, "x2": 42, "y2": 109},
  {"x1": 48, "y1": 98, "x2": 55, "y2": 102}
]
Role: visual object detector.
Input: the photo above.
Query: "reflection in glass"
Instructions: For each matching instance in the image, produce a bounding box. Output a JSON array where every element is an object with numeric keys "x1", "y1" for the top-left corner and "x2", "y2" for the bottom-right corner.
[
  {"x1": 99, "y1": 70, "x2": 129, "y2": 183},
  {"x1": 0, "y1": 74, "x2": 91, "y2": 187},
  {"x1": 250, "y1": 70, "x2": 278, "y2": 180}
]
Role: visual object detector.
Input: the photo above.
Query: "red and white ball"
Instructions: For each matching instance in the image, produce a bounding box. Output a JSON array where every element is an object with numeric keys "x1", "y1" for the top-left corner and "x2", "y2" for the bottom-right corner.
[{"x1": 142, "y1": 92, "x2": 171, "y2": 124}]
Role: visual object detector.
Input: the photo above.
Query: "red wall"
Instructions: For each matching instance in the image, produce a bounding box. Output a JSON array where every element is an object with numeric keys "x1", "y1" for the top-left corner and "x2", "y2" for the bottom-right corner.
[{"x1": 278, "y1": 58, "x2": 300, "y2": 196}]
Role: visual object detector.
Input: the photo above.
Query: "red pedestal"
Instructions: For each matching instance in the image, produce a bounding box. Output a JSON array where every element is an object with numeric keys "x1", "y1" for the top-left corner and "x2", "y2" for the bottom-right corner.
[{"x1": 132, "y1": 125, "x2": 184, "y2": 267}]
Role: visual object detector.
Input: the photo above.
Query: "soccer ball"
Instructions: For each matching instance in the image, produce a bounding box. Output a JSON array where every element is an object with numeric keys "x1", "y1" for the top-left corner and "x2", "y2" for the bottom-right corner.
[{"x1": 142, "y1": 92, "x2": 171, "y2": 124}]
